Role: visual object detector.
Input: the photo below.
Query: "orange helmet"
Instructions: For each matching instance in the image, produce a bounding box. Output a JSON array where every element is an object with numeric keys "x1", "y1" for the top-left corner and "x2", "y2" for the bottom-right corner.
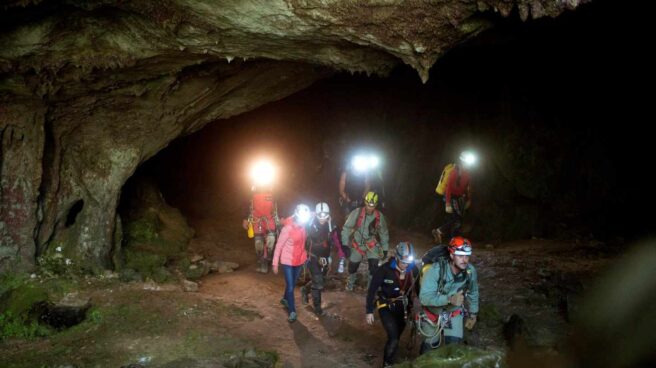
[{"x1": 449, "y1": 236, "x2": 472, "y2": 256}]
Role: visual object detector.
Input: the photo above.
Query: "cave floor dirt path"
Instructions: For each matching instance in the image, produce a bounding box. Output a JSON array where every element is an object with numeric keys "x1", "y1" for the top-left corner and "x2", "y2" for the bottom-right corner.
[{"x1": 188, "y1": 217, "x2": 614, "y2": 368}]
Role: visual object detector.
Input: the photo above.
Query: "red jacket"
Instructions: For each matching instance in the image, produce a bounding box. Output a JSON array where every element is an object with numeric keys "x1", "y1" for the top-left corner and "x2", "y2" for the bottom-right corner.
[
  {"x1": 272, "y1": 217, "x2": 307, "y2": 267},
  {"x1": 445, "y1": 166, "x2": 471, "y2": 204}
]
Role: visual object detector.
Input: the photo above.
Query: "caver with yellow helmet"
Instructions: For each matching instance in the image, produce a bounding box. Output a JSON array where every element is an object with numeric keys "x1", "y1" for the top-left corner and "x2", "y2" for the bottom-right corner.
[
  {"x1": 432, "y1": 150, "x2": 476, "y2": 244},
  {"x1": 341, "y1": 191, "x2": 389, "y2": 291},
  {"x1": 417, "y1": 236, "x2": 479, "y2": 352},
  {"x1": 365, "y1": 241, "x2": 420, "y2": 367}
]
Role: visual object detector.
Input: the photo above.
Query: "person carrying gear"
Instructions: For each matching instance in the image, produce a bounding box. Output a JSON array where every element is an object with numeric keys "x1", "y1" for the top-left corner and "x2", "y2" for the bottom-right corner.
[
  {"x1": 342, "y1": 191, "x2": 389, "y2": 291},
  {"x1": 432, "y1": 151, "x2": 476, "y2": 244},
  {"x1": 272, "y1": 204, "x2": 310, "y2": 323},
  {"x1": 418, "y1": 236, "x2": 479, "y2": 352},
  {"x1": 300, "y1": 202, "x2": 346, "y2": 316},
  {"x1": 339, "y1": 156, "x2": 371, "y2": 217},
  {"x1": 366, "y1": 242, "x2": 419, "y2": 368},
  {"x1": 242, "y1": 185, "x2": 280, "y2": 274}
]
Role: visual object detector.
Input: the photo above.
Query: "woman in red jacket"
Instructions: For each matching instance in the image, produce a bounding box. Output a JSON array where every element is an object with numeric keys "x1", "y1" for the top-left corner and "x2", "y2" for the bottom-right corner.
[{"x1": 272, "y1": 204, "x2": 311, "y2": 322}]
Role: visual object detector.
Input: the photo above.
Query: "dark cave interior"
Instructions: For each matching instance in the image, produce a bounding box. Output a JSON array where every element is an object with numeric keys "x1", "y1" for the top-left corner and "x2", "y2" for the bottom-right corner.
[{"x1": 123, "y1": 0, "x2": 652, "y2": 245}]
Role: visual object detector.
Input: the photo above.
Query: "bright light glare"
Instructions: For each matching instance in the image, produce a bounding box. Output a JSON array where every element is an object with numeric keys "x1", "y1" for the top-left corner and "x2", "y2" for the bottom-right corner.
[
  {"x1": 460, "y1": 151, "x2": 477, "y2": 167},
  {"x1": 250, "y1": 160, "x2": 276, "y2": 186},
  {"x1": 352, "y1": 155, "x2": 368, "y2": 173},
  {"x1": 295, "y1": 206, "x2": 312, "y2": 224},
  {"x1": 368, "y1": 155, "x2": 380, "y2": 169}
]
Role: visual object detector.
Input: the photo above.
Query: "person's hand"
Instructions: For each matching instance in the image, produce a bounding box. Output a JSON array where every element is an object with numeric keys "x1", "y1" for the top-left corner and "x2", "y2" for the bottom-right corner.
[
  {"x1": 242, "y1": 219, "x2": 249, "y2": 230},
  {"x1": 465, "y1": 315, "x2": 477, "y2": 330},
  {"x1": 272, "y1": 265, "x2": 278, "y2": 275},
  {"x1": 366, "y1": 313, "x2": 375, "y2": 325},
  {"x1": 448, "y1": 291, "x2": 464, "y2": 306},
  {"x1": 465, "y1": 200, "x2": 471, "y2": 210},
  {"x1": 445, "y1": 203, "x2": 453, "y2": 213}
]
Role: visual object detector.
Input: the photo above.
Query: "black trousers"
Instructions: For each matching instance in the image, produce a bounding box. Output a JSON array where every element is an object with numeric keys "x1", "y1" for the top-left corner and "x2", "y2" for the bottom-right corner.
[
  {"x1": 438, "y1": 197, "x2": 464, "y2": 239},
  {"x1": 379, "y1": 303, "x2": 406, "y2": 365}
]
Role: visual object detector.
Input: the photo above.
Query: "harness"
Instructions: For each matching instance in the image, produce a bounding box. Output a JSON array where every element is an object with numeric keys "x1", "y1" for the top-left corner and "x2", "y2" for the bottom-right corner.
[
  {"x1": 376, "y1": 268, "x2": 415, "y2": 322},
  {"x1": 352, "y1": 207, "x2": 381, "y2": 256},
  {"x1": 414, "y1": 261, "x2": 472, "y2": 349}
]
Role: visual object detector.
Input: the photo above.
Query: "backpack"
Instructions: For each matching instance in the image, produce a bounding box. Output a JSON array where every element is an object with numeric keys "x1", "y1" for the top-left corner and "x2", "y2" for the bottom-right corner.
[
  {"x1": 435, "y1": 163, "x2": 457, "y2": 196},
  {"x1": 420, "y1": 245, "x2": 449, "y2": 291},
  {"x1": 420, "y1": 244, "x2": 471, "y2": 293}
]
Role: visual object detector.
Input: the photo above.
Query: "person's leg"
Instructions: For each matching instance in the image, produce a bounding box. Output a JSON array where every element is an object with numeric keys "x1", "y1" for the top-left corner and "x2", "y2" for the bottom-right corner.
[
  {"x1": 347, "y1": 249, "x2": 363, "y2": 291},
  {"x1": 282, "y1": 265, "x2": 297, "y2": 313},
  {"x1": 310, "y1": 260, "x2": 325, "y2": 315},
  {"x1": 303, "y1": 258, "x2": 320, "y2": 305},
  {"x1": 263, "y1": 232, "x2": 276, "y2": 273},
  {"x1": 419, "y1": 319, "x2": 442, "y2": 354},
  {"x1": 254, "y1": 235, "x2": 265, "y2": 273},
  {"x1": 379, "y1": 307, "x2": 402, "y2": 366},
  {"x1": 444, "y1": 336, "x2": 463, "y2": 345}
]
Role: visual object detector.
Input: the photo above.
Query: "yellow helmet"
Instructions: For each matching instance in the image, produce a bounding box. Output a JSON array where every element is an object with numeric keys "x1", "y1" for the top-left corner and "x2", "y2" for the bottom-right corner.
[{"x1": 364, "y1": 191, "x2": 379, "y2": 206}]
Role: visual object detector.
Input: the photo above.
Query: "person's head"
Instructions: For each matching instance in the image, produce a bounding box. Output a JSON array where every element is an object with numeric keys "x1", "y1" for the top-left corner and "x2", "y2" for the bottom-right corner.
[
  {"x1": 394, "y1": 241, "x2": 415, "y2": 271},
  {"x1": 459, "y1": 150, "x2": 477, "y2": 169},
  {"x1": 315, "y1": 202, "x2": 330, "y2": 224},
  {"x1": 364, "y1": 191, "x2": 378, "y2": 214},
  {"x1": 293, "y1": 204, "x2": 311, "y2": 225},
  {"x1": 449, "y1": 236, "x2": 472, "y2": 271}
]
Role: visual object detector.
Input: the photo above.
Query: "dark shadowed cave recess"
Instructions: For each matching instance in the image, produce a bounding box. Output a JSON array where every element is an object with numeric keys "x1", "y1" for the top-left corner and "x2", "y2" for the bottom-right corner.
[{"x1": 122, "y1": 0, "x2": 652, "y2": 246}]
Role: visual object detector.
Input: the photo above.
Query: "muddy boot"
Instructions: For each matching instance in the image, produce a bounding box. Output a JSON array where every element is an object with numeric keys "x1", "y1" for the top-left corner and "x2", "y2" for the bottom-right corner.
[
  {"x1": 346, "y1": 273, "x2": 357, "y2": 291},
  {"x1": 256, "y1": 259, "x2": 265, "y2": 273},
  {"x1": 261, "y1": 260, "x2": 269, "y2": 274},
  {"x1": 300, "y1": 286, "x2": 309, "y2": 305},
  {"x1": 311, "y1": 289, "x2": 324, "y2": 316}
]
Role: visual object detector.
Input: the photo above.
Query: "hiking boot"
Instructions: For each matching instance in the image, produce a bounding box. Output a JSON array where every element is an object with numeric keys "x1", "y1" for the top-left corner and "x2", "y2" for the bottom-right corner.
[
  {"x1": 345, "y1": 274, "x2": 357, "y2": 291},
  {"x1": 288, "y1": 311, "x2": 297, "y2": 323},
  {"x1": 256, "y1": 260, "x2": 266, "y2": 273},
  {"x1": 313, "y1": 305, "x2": 325, "y2": 317},
  {"x1": 300, "y1": 286, "x2": 309, "y2": 305},
  {"x1": 311, "y1": 290, "x2": 323, "y2": 316},
  {"x1": 280, "y1": 298, "x2": 289, "y2": 310}
]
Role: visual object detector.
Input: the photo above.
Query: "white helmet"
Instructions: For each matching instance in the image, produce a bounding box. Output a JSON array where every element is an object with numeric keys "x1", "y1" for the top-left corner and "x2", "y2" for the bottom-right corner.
[
  {"x1": 294, "y1": 204, "x2": 312, "y2": 224},
  {"x1": 315, "y1": 202, "x2": 330, "y2": 220}
]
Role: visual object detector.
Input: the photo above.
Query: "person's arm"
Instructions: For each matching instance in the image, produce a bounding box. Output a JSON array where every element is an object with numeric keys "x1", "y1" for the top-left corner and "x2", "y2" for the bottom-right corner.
[
  {"x1": 419, "y1": 263, "x2": 450, "y2": 307},
  {"x1": 366, "y1": 265, "x2": 386, "y2": 314},
  {"x1": 362, "y1": 175, "x2": 371, "y2": 199},
  {"x1": 272, "y1": 225, "x2": 290, "y2": 271},
  {"x1": 339, "y1": 172, "x2": 349, "y2": 201},
  {"x1": 331, "y1": 227, "x2": 345, "y2": 259},
  {"x1": 341, "y1": 209, "x2": 357, "y2": 246},
  {"x1": 445, "y1": 168, "x2": 457, "y2": 211},
  {"x1": 466, "y1": 266, "x2": 479, "y2": 314},
  {"x1": 378, "y1": 213, "x2": 389, "y2": 252}
]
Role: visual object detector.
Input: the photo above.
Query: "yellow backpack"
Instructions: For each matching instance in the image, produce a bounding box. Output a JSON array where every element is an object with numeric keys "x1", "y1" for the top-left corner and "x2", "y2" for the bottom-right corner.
[{"x1": 435, "y1": 163, "x2": 456, "y2": 196}]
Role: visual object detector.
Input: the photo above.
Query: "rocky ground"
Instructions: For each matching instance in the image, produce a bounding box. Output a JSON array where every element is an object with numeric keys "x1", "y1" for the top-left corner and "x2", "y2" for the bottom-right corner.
[{"x1": 0, "y1": 213, "x2": 617, "y2": 368}]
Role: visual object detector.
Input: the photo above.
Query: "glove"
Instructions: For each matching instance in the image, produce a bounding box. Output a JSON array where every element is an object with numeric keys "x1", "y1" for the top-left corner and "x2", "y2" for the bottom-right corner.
[
  {"x1": 445, "y1": 203, "x2": 453, "y2": 214},
  {"x1": 448, "y1": 291, "x2": 464, "y2": 306},
  {"x1": 242, "y1": 219, "x2": 249, "y2": 230},
  {"x1": 365, "y1": 313, "x2": 375, "y2": 325},
  {"x1": 465, "y1": 315, "x2": 477, "y2": 330},
  {"x1": 337, "y1": 258, "x2": 345, "y2": 273}
]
